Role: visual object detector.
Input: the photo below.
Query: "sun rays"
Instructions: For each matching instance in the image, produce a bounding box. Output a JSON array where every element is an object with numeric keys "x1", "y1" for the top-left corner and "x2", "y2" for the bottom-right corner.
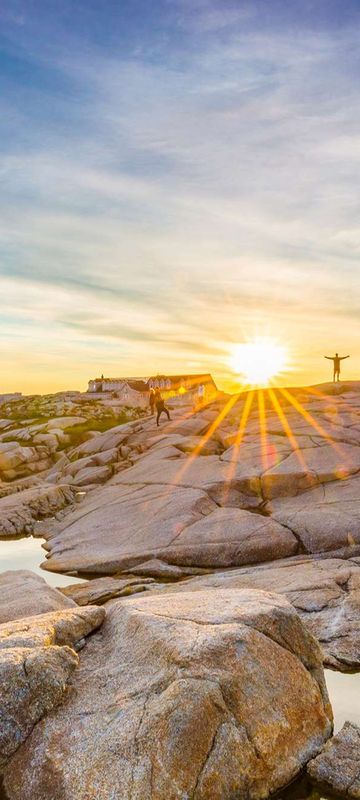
[
  {"x1": 267, "y1": 387, "x2": 308, "y2": 471},
  {"x1": 163, "y1": 376, "x2": 355, "y2": 499},
  {"x1": 144, "y1": 336, "x2": 354, "y2": 501},
  {"x1": 258, "y1": 389, "x2": 271, "y2": 472},
  {"x1": 223, "y1": 389, "x2": 254, "y2": 497}
]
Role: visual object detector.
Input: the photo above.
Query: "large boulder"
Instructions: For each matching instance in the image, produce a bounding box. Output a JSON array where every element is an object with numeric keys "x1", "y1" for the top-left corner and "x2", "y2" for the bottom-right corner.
[
  {"x1": 159, "y1": 556, "x2": 360, "y2": 671},
  {"x1": 0, "y1": 606, "x2": 104, "y2": 770},
  {"x1": 1, "y1": 589, "x2": 332, "y2": 800},
  {"x1": 0, "y1": 570, "x2": 75, "y2": 623}
]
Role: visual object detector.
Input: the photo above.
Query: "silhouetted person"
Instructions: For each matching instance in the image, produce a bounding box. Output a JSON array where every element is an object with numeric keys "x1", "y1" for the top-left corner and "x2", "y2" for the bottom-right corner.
[
  {"x1": 155, "y1": 388, "x2": 171, "y2": 426},
  {"x1": 149, "y1": 388, "x2": 156, "y2": 415},
  {"x1": 324, "y1": 352, "x2": 350, "y2": 382}
]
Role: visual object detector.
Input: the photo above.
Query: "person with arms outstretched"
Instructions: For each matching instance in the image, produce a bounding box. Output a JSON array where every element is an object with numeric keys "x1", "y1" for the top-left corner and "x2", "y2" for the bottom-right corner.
[{"x1": 324, "y1": 352, "x2": 350, "y2": 382}]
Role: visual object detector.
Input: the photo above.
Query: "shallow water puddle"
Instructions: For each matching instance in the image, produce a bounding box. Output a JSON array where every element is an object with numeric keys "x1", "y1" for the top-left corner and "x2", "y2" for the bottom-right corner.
[{"x1": 0, "y1": 535, "x2": 86, "y2": 587}]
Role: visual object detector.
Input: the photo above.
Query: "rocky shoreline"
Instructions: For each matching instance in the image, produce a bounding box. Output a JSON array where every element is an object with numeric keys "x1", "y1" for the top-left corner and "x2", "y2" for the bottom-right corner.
[{"x1": 1, "y1": 383, "x2": 360, "y2": 798}]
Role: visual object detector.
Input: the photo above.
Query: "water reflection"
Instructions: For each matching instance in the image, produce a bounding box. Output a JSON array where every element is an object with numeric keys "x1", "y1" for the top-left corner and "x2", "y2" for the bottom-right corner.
[
  {"x1": 277, "y1": 773, "x2": 331, "y2": 799},
  {"x1": 325, "y1": 669, "x2": 360, "y2": 732},
  {"x1": 0, "y1": 536, "x2": 85, "y2": 587}
]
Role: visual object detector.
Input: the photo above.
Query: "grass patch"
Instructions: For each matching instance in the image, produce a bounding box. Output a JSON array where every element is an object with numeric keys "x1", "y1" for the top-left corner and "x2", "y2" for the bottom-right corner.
[{"x1": 60, "y1": 408, "x2": 145, "y2": 449}]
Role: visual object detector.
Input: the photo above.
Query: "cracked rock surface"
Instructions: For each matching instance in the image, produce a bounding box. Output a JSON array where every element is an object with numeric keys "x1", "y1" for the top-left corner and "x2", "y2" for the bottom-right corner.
[
  {"x1": 307, "y1": 722, "x2": 360, "y2": 797},
  {"x1": 1, "y1": 588, "x2": 332, "y2": 800},
  {"x1": 0, "y1": 484, "x2": 75, "y2": 537},
  {"x1": 0, "y1": 605, "x2": 104, "y2": 771}
]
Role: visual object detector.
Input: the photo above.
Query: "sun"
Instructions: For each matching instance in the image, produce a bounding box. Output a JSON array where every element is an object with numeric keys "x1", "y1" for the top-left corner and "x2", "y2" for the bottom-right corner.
[{"x1": 230, "y1": 338, "x2": 288, "y2": 386}]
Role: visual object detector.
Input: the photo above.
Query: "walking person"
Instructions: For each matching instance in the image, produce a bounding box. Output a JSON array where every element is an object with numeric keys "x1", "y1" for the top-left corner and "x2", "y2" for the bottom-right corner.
[
  {"x1": 155, "y1": 388, "x2": 171, "y2": 426},
  {"x1": 324, "y1": 353, "x2": 350, "y2": 382},
  {"x1": 149, "y1": 388, "x2": 156, "y2": 415}
]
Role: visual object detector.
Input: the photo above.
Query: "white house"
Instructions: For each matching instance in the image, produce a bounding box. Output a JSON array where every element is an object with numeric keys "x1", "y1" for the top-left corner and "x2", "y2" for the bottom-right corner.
[
  {"x1": 87, "y1": 373, "x2": 218, "y2": 407},
  {"x1": 87, "y1": 378, "x2": 149, "y2": 407}
]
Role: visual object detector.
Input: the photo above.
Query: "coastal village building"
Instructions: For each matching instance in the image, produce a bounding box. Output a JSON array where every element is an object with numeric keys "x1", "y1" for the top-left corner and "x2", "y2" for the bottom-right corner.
[
  {"x1": 87, "y1": 374, "x2": 217, "y2": 407},
  {"x1": 147, "y1": 374, "x2": 217, "y2": 404},
  {"x1": 87, "y1": 378, "x2": 149, "y2": 407}
]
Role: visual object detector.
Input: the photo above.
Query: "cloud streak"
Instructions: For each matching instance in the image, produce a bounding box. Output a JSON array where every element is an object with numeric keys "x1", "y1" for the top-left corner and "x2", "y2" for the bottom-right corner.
[{"x1": 1, "y1": 0, "x2": 360, "y2": 391}]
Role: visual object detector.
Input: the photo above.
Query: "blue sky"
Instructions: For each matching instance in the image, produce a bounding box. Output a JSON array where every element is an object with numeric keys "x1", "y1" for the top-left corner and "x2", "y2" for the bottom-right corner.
[{"x1": 1, "y1": 0, "x2": 360, "y2": 392}]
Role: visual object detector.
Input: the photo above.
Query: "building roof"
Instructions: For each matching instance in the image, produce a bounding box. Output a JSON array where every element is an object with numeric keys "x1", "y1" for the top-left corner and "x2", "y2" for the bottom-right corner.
[
  {"x1": 127, "y1": 380, "x2": 149, "y2": 392},
  {"x1": 88, "y1": 374, "x2": 217, "y2": 392},
  {"x1": 149, "y1": 373, "x2": 212, "y2": 379},
  {"x1": 148, "y1": 374, "x2": 216, "y2": 387}
]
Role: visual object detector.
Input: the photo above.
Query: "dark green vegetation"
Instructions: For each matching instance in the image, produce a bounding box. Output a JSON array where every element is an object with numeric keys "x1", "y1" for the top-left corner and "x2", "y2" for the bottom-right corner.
[{"x1": 62, "y1": 409, "x2": 145, "y2": 449}]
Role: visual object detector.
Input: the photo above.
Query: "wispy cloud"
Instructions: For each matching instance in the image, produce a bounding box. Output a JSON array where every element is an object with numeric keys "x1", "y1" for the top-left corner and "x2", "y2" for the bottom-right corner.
[{"x1": 1, "y1": 0, "x2": 360, "y2": 391}]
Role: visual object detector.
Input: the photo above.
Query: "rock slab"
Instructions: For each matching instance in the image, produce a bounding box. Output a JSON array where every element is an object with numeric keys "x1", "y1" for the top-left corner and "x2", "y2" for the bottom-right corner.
[
  {"x1": 307, "y1": 721, "x2": 360, "y2": 798},
  {"x1": 60, "y1": 575, "x2": 158, "y2": 605},
  {"x1": 40, "y1": 484, "x2": 297, "y2": 575},
  {"x1": 160, "y1": 556, "x2": 360, "y2": 671},
  {"x1": 0, "y1": 570, "x2": 75, "y2": 624}
]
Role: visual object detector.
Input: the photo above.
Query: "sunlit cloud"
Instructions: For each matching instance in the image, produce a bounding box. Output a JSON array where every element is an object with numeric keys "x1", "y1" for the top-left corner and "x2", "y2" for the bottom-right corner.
[{"x1": 1, "y1": 0, "x2": 360, "y2": 391}]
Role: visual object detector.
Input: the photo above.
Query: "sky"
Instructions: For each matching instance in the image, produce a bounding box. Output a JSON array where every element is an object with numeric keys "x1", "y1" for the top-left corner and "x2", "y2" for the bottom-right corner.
[{"x1": 1, "y1": 0, "x2": 360, "y2": 394}]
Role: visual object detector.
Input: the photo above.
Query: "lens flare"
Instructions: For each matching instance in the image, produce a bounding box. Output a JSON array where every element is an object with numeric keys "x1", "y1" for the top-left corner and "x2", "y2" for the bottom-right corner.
[{"x1": 230, "y1": 338, "x2": 287, "y2": 386}]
